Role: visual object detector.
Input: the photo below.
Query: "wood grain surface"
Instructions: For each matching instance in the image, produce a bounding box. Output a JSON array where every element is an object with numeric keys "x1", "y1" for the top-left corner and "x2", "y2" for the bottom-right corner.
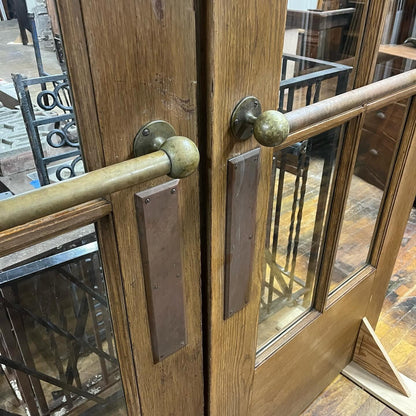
[
  {"x1": 201, "y1": 1, "x2": 286, "y2": 414},
  {"x1": 56, "y1": 0, "x2": 203, "y2": 414},
  {"x1": 353, "y1": 317, "x2": 410, "y2": 396},
  {"x1": 0, "y1": 199, "x2": 111, "y2": 257}
]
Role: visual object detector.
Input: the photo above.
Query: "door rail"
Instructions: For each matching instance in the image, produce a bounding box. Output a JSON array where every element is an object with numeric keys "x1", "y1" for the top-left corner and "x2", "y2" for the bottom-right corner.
[
  {"x1": 231, "y1": 69, "x2": 416, "y2": 148},
  {"x1": 0, "y1": 136, "x2": 199, "y2": 231},
  {"x1": 0, "y1": 199, "x2": 111, "y2": 257},
  {"x1": 284, "y1": 68, "x2": 416, "y2": 133}
]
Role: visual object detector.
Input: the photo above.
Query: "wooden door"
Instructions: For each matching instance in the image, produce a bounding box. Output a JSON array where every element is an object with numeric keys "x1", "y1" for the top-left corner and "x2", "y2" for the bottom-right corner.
[
  {"x1": 0, "y1": 1, "x2": 203, "y2": 415},
  {"x1": 3, "y1": 1, "x2": 416, "y2": 415},
  {"x1": 200, "y1": 1, "x2": 416, "y2": 415}
]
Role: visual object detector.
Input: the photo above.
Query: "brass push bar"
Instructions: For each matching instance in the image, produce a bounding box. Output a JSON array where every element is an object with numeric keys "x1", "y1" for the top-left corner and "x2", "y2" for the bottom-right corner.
[
  {"x1": 0, "y1": 135, "x2": 199, "y2": 231},
  {"x1": 231, "y1": 68, "x2": 416, "y2": 146}
]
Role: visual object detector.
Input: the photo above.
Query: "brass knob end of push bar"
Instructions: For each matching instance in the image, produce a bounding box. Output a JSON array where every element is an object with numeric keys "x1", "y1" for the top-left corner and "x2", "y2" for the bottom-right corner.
[
  {"x1": 230, "y1": 96, "x2": 290, "y2": 147},
  {"x1": 134, "y1": 120, "x2": 199, "y2": 178}
]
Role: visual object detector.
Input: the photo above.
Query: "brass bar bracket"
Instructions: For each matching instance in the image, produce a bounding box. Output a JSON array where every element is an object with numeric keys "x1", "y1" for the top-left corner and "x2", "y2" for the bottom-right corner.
[{"x1": 230, "y1": 96, "x2": 290, "y2": 146}]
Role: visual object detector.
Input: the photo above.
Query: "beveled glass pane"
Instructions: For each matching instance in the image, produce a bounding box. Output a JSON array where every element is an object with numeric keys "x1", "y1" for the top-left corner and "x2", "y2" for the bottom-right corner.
[
  {"x1": 257, "y1": 128, "x2": 341, "y2": 351},
  {"x1": 374, "y1": 0, "x2": 416, "y2": 81},
  {"x1": 330, "y1": 99, "x2": 409, "y2": 291},
  {"x1": 281, "y1": 0, "x2": 367, "y2": 112},
  {"x1": 0, "y1": 226, "x2": 127, "y2": 415}
]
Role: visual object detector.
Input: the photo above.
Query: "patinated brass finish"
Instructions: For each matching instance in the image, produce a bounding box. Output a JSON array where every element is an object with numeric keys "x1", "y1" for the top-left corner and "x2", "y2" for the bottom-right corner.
[
  {"x1": 230, "y1": 96, "x2": 290, "y2": 146},
  {"x1": 134, "y1": 120, "x2": 176, "y2": 156},
  {"x1": 230, "y1": 96, "x2": 262, "y2": 141},
  {"x1": 0, "y1": 136, "x2": 199, "y2": 230},
  {"x1": 134, "y1": 120, "x2": 199, "y2": 177},
  {"x1": 161, "y1": 136, "x2": 199, "y2": 178}
]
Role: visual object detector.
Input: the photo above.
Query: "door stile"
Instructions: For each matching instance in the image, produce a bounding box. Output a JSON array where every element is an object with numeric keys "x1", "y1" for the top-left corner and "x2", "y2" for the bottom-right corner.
[
  {"x1": 57, "y1": 1, "x2": 204, "y2": 415},
  {"x1": 314, "y1": 114, "x2": 366, "y2": 311},
  {"x1": 55, "y1": 0, "x2": 106, "y2": 172},
  {"x1": 201, "y1": 1, "x2": 288, "y2": 414},
  {"x1": 94, "y1": 216, "x2": 143, "y2": 415},
  {"x1": 56, "y1": 1, "x2": 142, "y2": 413}
]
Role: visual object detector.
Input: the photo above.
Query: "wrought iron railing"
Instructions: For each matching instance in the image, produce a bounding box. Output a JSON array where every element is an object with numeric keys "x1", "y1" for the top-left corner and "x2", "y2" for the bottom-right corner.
[
  {"x1": 259, "y1": 55, "x2": 352, "y2": 324},
  {"x1": 279, "y1": 53, "x2": 352, "y2": 112},
  {"x1": 12, "y1": 73, "x2": 83, "y2": 186}
]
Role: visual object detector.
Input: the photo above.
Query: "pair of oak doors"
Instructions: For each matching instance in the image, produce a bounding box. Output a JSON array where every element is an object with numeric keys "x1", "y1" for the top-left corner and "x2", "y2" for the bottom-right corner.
[{"x1": 1, "y1": 0, "x2": 416, "y2": 415}]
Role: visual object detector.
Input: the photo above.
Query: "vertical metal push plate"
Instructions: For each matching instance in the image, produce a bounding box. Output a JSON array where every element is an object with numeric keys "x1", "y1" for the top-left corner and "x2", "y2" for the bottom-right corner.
[
  {"x1": 135, "y1": 180, "x2": 186, "y2": 362},
  {"x1": 224, "y1": 148, "x2": 260, "y2": 319}
]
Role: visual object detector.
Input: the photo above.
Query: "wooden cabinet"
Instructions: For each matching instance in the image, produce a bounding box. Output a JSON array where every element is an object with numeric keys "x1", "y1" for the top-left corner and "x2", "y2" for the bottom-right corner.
[{"x1": 355, "y1": 101, "x2": 407, "y2": 189}]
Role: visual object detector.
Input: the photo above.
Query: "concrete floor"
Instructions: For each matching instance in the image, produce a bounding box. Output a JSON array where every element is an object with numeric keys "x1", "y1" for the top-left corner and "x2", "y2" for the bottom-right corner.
[
  {"x1": 0, "y1": 19, "x2": 67, "y2": 195},
  {"x1": 0, "y1": 19, "x2": 61, "y2": 83}
]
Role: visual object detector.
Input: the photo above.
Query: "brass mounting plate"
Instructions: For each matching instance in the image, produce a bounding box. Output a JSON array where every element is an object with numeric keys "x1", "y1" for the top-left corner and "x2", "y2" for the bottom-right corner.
[
  {"x1": 134, "y1": 120, "x2": 176, "y2": 156},
  {"x1": 230, "y1": 96, "x2": 262, "y2": 141}
]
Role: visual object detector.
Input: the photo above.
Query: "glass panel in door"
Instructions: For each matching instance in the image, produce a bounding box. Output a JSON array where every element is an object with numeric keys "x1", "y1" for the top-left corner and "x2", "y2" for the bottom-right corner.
[
  {"x1": 257, "y1": 126, "x2": 343, "y2": 350},
  {"x1": 281, "y1": 0, "x2": 368, "y2": 112},
  {"x1": 330, "y1": 98, "x2": 410, "y2": 291},
  {"x1": 0, "y1": 227, "x2": 128, "y2": 415}
]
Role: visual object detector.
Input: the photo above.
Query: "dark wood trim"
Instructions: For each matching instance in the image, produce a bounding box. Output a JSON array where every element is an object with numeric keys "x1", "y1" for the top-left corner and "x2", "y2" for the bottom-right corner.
[{"x1": 353, "y1": 0, "x2": 391, "y2": 88}]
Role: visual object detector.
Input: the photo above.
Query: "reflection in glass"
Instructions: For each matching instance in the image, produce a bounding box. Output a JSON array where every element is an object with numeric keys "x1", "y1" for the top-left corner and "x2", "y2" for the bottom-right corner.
[
  {"x1": 0, "y1": 10, "x2": 82, "y2": 197},
  {"x1": 330, "y1": 100, "x2": 409, "y2": 291},
  {"x1": 281, "y1": 0, "x2": 366, "y2": 111},
  {"x1": 0, "y1": 227, "x2": 127, "y2": 415},
  {"x1": 375, "y1": 0, "x2": 416, "y2": 81},
  {"x1": 257, "y1": 128, "x2": 341, "y2": 350}
]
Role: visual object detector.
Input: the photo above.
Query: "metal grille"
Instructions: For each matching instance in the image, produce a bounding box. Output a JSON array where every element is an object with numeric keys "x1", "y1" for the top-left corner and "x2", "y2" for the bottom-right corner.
[{"x1": 12, "y1": 73, "x2": 83, "y2": 186}]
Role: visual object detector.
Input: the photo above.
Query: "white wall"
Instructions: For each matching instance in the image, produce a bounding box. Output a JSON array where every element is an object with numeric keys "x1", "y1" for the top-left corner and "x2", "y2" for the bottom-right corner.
[
  {"x1": 287, "y1": 0, "x2": 318, "y2": 11},
  {"x1": 25, "y1": 0, "x2": 37, "y2": 13}
]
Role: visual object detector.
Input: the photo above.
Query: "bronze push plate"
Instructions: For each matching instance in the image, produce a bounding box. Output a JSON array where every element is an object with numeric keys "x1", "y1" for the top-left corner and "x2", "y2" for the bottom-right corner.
[
  {"x1": 224, "y1": 148, "x2": 260, "y2": 319},
  {"x1": 135, "y1": 180, "x2": 186, "y2": 362}
]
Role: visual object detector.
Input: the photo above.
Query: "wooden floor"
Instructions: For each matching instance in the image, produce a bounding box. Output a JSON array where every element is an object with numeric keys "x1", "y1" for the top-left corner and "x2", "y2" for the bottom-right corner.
[{"x1": 301, "y1": 207, "x2": 416, "y2": 415}]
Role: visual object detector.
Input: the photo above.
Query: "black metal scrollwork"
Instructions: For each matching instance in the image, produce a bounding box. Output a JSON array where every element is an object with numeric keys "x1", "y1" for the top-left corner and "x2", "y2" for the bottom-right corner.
[
  {"x1": 13, "y1": 73, "x2": 84, "y2": 186},
  {"x1": 55, "y1": 156, "x2": 84, "y2": 181},
  {"x1": 37, "y1": 81, "x2": 73, "y2": 112}
]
